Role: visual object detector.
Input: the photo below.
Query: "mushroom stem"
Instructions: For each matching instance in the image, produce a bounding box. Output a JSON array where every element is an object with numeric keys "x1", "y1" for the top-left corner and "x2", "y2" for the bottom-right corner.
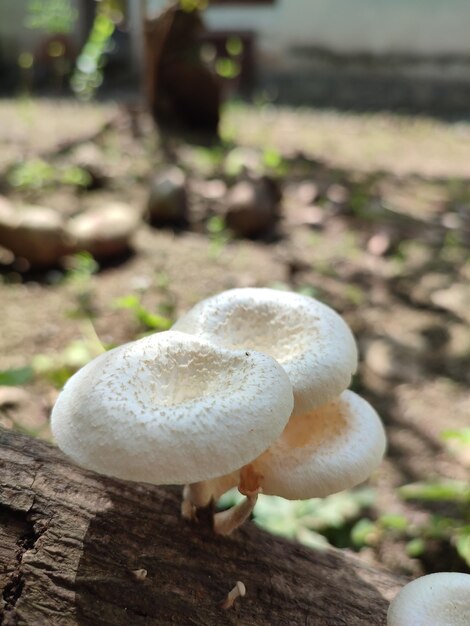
[
  {"x1": 213, "y1": 493, "x2": 259, "y2": 535},
  {"x1": 221, "y1": 581, "x2": 246, "y2": 609},
  {"x1": 181, "y1": 473, "x2": 239, "y2": 519}
]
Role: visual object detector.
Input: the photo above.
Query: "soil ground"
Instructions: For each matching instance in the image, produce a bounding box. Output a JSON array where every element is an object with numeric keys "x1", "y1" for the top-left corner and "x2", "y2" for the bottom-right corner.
[{"x1": 0, "y1": 98, "x2": 469, "y2": 580}]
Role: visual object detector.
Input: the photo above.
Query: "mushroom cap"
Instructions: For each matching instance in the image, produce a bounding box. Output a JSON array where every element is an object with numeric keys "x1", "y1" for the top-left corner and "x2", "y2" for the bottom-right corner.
[
  {"x1": 387, "y1": 572, "x2": 470, "y2": 626},
  {"x1": 51, "y1": 330, "x2": 294, "y2": 485},
  {"x1": 173, "y1": 288, "x2": 357, "y2": 415},
  {"x1": 251, "y1": 390, "x2": 386, "y2": 499}
]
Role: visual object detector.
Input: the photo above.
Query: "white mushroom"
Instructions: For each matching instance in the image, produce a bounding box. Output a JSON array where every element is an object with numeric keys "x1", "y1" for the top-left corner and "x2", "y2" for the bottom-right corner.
[
  {"x1": 387, "y1": 572, "x2": 470, "y2": 626},
  {"x1": 51, "y1": 330, "x2": 294, "y2": 485},
  {"x1": 250, "y1": 390, "x2": 386, "y2": 499},
  {"x1": 173, "y1": 288, "x2": 358, "y2": 415},
  {"x1": 203, "y1": 390, "x2": 386, "y2": 504}
]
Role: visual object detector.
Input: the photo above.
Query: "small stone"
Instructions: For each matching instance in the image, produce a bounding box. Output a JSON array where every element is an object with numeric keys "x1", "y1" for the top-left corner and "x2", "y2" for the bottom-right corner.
[
  {"x1": 192, "y1": 178, "x2": 227, "y2": 201},
  {"x1": 326, "y1": 183, "x2": 349, "y2": 204},
  {"x1": 286, "y1": 205, "x2": 324, "y2": 227},
  {"x1": 431, "y1": 284, "x2": 470, "y2": 323},
  {"x1": 147, "y1": 166, "x2": 188, "y2": 225},
  {"x1": 66, "y1": 202, "x2": 140, "y2": 259},
  {"x1": 367, "y1": 231, "x2": 392, "y2": 256},
  {"x1": 295, "y1": 181, "x2": 319, "y2": 205}
]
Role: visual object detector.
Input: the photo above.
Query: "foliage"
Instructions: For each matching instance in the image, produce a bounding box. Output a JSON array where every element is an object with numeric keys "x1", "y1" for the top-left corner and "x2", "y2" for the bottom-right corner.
[
  {"x1": 8, "y1": 159, "x2": 91, "y2": 191},
  {"x1": 114, "y1": 295, "x2": 173, "y2": 332},
  {"x1": 219, "y1": 488, "x2": 375, "y2": 550},
  {"x1": 64, "y1": 252, "x2": 100, "y2": 319},
  {"x1": 25, "y1": 0, "x2": 77, "y2": 34},
  {"x1": 32, "y1": 322, "x2": 106, "y2": 388},
  {"x1": 0, "y1": 367, "x2": 35, "y2": 386},
  {"x1": 206, "y1": 215, "x2": 231, "y2": 258},
  {"x1": 442, "y1": 428, "x2": 470, "y2": 446},
  {"x1": 179, "y1": 0, "x2": 209, "y2": 12},
  {"x1": 351, "y1": 429, "x2": 470, "y2": 567},
  {"x1": 71, "y1": 1, "x2": 122, "y2": 100},
  {"x1": 114, "y1": 275, "x2": 176, "y2": 333}
]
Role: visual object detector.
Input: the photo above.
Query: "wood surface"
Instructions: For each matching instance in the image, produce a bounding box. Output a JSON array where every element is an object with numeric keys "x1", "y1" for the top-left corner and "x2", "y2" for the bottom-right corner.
[{"x1": 0, "y1": 427, "x2": 404, "y2": 625}]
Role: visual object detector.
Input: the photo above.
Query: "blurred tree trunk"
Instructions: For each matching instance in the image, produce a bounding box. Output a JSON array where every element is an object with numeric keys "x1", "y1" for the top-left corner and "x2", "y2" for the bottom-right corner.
[
  {"x1": 0, "y1": 428, "x2": 404, "y2": 625},
  {"x1": 144, "y1": 2, "x2": 221, "y2": 140}
]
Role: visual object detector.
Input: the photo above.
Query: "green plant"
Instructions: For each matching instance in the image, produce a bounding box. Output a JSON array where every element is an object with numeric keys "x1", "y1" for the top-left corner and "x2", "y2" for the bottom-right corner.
[
  {"x1": 352, "y1": 426, "x2": 470, "y2": 568},
  {"x1": 114, "y1": 295, "x2": 173, "y2": 333},
  {"x1": 0, "y1": 321, "x2": 106, "y2": 390},
  {"x1": 0, "y1": 367, "x2": 35, "y2": 386},
  {"x1": 32, "y1": 321, "x2": 106, "y2": 388},
  {"x1": 218, "y1": 487, "x2": 376, "y2": 550},
  {"x1": 262, "y1": 148, "x2": 287, "y2": 176},
  {"x1": 180, "y1": 0, "x2": 209, "y2": 11},
  {"x1": 7, "y1": 159, "x2": 91, "y2": 190},
  {"x1": 64, "y1": 252, "x2": 99, "y2": 319},
  {"x1": 70, "y1": 0, "x2": 123, "y2": 100},
  {"x1": 207, "y1": 215, "x2": 231, "y2": 259},
  {"x1": 25, "y1": 0, "x2": 77, "y2": 33}
]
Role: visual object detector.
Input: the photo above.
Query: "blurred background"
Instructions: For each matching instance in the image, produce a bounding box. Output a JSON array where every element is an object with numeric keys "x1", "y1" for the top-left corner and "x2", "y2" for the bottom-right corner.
[{"x1": 0, "y1": 0, "x2": 469, "y2": 581}]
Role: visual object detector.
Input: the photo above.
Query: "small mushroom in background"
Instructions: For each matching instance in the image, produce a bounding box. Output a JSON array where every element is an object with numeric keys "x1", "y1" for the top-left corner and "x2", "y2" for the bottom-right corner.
[
  {"x1": 173, "y1": 288, "x2": 358, "y2": 415},
  {"x1": 66, "y1": 202, "x2": 140, "y2": 260},
  {"x1": 0, "y1": 199, "x2": 73, "y2": 268},
  {"x1": 147, "y1": 166, "x2": 188, "y2": 226},
  {"x1": 50, "y1": 288, "x2": 386, "y2": 536},
  {"x1": 387, "y1": 572, "x2": 470, "y2": 626},
  {"x1": 223, "y1": 177, "x2": 281, "y2": 238}
]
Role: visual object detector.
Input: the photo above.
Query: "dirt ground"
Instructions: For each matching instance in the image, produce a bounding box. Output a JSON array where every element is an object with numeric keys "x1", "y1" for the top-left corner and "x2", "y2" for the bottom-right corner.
[{"x1": 0, "y1": 98, "x2": 469, "y2": 580}]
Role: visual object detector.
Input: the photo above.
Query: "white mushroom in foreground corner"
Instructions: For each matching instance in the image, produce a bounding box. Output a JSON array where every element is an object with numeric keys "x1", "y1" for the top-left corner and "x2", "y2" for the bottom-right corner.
[
  {"x1": 173, "y1": 288, "x2": 358, "y2": 415},
  {"x1": 387, "y1": 572, "x2": 470, "y2": 626},
  {"x1": 51, "y1": 330, "x2": 294, "y2": 485}
]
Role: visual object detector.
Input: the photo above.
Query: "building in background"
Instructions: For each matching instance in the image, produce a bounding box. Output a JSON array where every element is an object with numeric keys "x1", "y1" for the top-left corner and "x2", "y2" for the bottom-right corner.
[
  {"x1": 1, "y1": 0, "x2": 470, "y2": 114},
  {"x1": 146, "y1": 0, "x2": 470, "y2": 114}
]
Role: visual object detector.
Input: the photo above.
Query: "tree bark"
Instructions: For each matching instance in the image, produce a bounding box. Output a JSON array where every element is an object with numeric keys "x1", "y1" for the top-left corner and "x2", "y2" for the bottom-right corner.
[{"x1": 0, "y1": 428, "x2": 405, "y2": 626}]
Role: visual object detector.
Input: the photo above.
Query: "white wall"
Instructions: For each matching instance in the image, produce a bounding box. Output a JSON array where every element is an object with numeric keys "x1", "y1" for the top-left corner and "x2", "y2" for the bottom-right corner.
[{"x1": 148, "y1": 0, "x2": 470, "y2": 59}]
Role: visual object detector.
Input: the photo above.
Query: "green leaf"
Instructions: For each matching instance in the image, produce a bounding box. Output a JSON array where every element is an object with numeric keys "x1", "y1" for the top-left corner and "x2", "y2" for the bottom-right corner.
[
  {"x1": 215, "y1": 58, "x2": 240, "y2": 79},
  {"x1": 406, "y1": 538, "x2": 425, "y2": 557},
  {"x1": 442, "y1": 428, "x2": 470, "y2": 445},
  {"x1": 351, "y1": 518, "x2": 378, "y2": 548},
  {"x1": 0, "y1": 366, "x2": 34, "y2": 386},
  {"x1": 399, "y1": 480, "x2": 470, "y2": 505},
  {"x1": 114, "y1": 294, "x2": 140, "y2": 310},
  {"x1": 137, "y1": 310, "x2": 172, "y2": 331},
  {"x1": 262, "y1": 148, "x2": 282, "y2": 169},
  {"x1": 379, "y1": 514, "x2": 409, "y2": 531},
  {"x1": 455, "y1": 530, "x2": 470, "y2": 567}
]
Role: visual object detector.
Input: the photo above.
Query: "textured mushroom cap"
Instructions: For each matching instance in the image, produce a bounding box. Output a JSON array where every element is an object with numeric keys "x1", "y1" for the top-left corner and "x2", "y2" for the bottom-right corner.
[
  {"x1": 387, "y1": 572, "x2": 470, "y2": 626},
  {"x1": 51, "y1": 330, "x2": 294, "y2": 485},
  {"x1": 173, "y1": 288, "x2": 357, "y2": 415},
  {"x1": 251, "y1": 390, "x2": 386, "y2": 499}
]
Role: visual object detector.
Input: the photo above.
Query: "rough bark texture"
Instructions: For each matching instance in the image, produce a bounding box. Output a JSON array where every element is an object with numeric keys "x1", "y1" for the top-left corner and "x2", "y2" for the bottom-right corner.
[{"x1": 0, "y1": 428, "x2": 405, "y2": 625}]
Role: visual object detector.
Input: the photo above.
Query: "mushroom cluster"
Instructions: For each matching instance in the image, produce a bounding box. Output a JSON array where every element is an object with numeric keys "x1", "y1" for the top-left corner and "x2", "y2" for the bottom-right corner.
[{"x1": 51, "y1": 288, "x2": 386, "y2": 534}]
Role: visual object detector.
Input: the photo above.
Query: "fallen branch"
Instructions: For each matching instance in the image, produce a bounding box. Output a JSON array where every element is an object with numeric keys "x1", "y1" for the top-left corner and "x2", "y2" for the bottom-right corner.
[{"x1": 0, "y1": 428, "x2": 404, "y2": 625}]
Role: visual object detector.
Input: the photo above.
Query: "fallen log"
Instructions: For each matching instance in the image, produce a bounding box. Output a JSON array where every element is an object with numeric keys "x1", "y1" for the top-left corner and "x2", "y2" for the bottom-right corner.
[{"x1": 0, "y1": 427, "x2": 404, "y2": 625}]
